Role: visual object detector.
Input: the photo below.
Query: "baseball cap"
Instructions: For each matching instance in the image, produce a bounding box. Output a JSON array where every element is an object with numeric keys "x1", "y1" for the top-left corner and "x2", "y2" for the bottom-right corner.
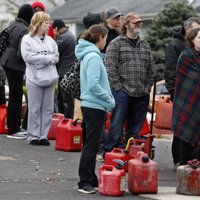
[
  {"x1": 104, "y1": 7, "x2": 123, "y2": 19},
  {"x1": 124, "y1": 12, "x2": 143, "y2": 24}
]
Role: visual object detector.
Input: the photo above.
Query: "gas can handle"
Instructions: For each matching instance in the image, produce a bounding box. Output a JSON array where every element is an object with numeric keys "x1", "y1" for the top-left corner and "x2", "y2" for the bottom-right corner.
[
  {"x1": 113, "y1": 148, "x2": 123, "y2": 153},
  {"x1": 72, "y1": 118, "x2": 82, "y2": 126},
  {"x1": 188, "y1": 159, "x2": 200, "y2": 169}
]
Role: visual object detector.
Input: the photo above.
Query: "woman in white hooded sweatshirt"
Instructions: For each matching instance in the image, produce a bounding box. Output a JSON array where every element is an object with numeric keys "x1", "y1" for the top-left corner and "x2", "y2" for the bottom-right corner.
[{"x1": 21, "y1": 11, "x2": 59, "y2": 146}]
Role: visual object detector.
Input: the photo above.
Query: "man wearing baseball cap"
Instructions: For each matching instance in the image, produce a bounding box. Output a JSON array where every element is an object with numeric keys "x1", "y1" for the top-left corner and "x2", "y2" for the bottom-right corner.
[
  {"x1": 101, "y1": 7, "x2": 123, "y2": 53},
  {"x1": 103, "y1": 12, "x2": 155, "y2": 153}
]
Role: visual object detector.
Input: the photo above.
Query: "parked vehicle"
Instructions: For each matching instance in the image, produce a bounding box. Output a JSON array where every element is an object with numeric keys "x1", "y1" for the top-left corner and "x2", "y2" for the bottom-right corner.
[{"x1": 149, "y1": 80, "x2": 170, "y2": 112}]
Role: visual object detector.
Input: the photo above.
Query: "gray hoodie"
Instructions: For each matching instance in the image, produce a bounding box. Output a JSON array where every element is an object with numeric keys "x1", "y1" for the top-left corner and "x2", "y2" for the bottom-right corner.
[{"x1": 21, "y1": 33, "x2": 59, "y2": 87}]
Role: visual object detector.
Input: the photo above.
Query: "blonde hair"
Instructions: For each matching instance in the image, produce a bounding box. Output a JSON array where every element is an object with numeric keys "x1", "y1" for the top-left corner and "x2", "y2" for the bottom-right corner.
[{"x1": 29, "y1": 11, "x2": 50, "y2": 36}]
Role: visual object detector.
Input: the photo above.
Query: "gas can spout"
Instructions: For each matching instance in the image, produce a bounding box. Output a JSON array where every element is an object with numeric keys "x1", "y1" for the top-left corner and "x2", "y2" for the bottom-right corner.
[
  {"x1": 125, "y1": 137, "x2": 134, "y2": 151},
  {"x1": 113, "y1": 159, "x2": 127, "y2": 169}
]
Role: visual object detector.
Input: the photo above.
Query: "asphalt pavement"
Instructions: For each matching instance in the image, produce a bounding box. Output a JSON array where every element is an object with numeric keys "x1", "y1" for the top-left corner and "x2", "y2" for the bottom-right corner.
[{"x1": 0, "y1": 134, "x2": 199, "y2": 200}]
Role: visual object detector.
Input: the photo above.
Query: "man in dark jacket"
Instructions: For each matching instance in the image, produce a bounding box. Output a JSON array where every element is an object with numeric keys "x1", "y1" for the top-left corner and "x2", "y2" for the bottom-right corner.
[
  {"x1": 164, "y1": 17, "x2": 200, "y2": 170},
  {"x1": 0, "y1": 4, "x2": 34, "y2": 139},
  {"x1": 101, "y1": 7, "x2": 123, "y2": 53},
  {"x1": 52, "y1": 20, "x2": 76, "y2": 118}
]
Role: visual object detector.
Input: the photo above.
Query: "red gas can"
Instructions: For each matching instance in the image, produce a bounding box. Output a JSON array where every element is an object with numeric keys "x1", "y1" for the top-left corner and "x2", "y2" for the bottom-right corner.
[
  {"x1": 98, "y1": 163, "x2": 126, "y2": 196},
  {"x1": 104, "y1": 148, "x2": 132, "y2": 172},
  {"x1": 176, "y1": 159, "x2": 200, "y2": 195},
  {"x1": 0, "y1": 104, "x2": 8, "y2": 134},
  {"x1": 55, "y1": 118, "x2": 82, "y2": 151},
  {"x1": 129, "y1": 143, "x2": 144, "y2": 158},
  {"x1": 47, "y1": 113, "x2": 64, "y2": 140},
  {"x1": 128, "y1": 151, "x2": 158, "y2": 194}
]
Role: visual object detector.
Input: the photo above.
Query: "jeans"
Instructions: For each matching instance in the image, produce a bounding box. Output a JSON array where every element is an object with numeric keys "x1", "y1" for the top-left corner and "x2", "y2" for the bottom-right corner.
[{"x1": 104, "y1": 90, "x2": 149, "y2": 152}]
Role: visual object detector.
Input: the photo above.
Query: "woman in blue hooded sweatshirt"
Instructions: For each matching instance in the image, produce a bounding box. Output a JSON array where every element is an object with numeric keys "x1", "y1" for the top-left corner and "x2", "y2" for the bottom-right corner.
[{"x1": 75, "y1": 25, "x2": 115, "y2": 194}]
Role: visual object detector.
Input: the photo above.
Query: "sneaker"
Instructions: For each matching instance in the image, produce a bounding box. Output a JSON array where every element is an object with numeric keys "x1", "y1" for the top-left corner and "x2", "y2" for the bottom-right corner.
[
  {"x1": 7, "y1": 133, "x2": 26, "y2": 139},
  {"x1": 17, "y1": 129, "x2": 27, "y2": 136},
  {"x1": 40, "y1": 139, "x2": 50, "y2": 146},
  {"x1": 29, "y1": 139, "x2": 40, "y2": 146},
  {"x1": 96, "y1": 153, "x2": 104, "y2": 162},
  {"x1": 78, "y1": 185, "x2": 95, "y2": 194}
]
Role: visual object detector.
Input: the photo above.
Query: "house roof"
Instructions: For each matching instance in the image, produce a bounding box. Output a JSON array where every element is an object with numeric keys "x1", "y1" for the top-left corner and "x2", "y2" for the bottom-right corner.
[{"x1": 50, "y1": 0, "x2": 187, "y2": 22}]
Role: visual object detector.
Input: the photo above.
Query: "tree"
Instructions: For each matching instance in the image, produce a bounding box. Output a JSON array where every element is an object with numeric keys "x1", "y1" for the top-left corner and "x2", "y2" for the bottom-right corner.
[{"x1": 145, "y1": 1, "x2": 197, "y2": 81}]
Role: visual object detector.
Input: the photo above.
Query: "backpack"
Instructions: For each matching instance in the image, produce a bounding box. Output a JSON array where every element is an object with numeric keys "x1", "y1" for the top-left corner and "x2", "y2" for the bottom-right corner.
[
  {"x1": 0, "y1": 27, "x2": 9, "y2": 58},
  {"x1": 60, "y1": 61, "x2": 81, "y2": 100}
]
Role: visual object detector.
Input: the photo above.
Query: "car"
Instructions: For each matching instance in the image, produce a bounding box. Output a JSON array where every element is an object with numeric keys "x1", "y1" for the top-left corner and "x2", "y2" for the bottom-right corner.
[{"x1": 149, "y1": 80, "x2": 170, "y2": 113}]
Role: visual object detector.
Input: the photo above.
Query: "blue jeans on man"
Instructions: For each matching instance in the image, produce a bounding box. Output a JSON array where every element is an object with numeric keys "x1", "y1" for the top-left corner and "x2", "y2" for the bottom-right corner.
[{"x1": 103, "y1": 90, "x2": 149, "y2": 152}]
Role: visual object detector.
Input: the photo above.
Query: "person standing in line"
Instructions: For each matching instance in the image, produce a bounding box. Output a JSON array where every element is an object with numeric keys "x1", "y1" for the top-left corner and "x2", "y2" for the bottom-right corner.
[
  {"x1": 21, "y1": 11, "x2": 59, "y2": 146},
  {"x1": 79, "y1": 12, "x2": 105, "y2": 145},
  {"x1": 0, "y1": 4, "x2": 34, "y2": 139},
  {"x1": 32, "y1": 1, "x2": 55, "y2": 39},
  {"x1": 75, "y1": 25, "x2": 115, "y2": 194},
  {"x1": 172, "y1": 27, "x2": 200, "y2": 165},
  {"x1": 164, "y1": 17, "x2": 200, "y2": 170},
  {"x1": 103, "y1": 12, "x2": 155, "y2": 154},
  {"x1": 52, "y1": 19, "x2": 76, "y2": 118},
  {"x1": 96, "y1": 7, "x2": 123, "y2": 162},
  {"x1": 22, "y1": 1, "x2": 56, "y2": 131},
  {"x1": 101, "y1": 7, "x2": 123, "y2": 53}
]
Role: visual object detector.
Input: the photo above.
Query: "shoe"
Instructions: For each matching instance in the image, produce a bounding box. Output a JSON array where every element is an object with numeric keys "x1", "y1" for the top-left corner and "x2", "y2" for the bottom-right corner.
[
  {"x1": 7, "y1": 133, "x2": 26, "y2": 140},
  {"x1": 17, "y1": 129, "x2": 27, "y2": 136},
  {"x1": 96, "y1": 153, "x2": 105, "y2": 162},
  {"x1": 40, "y1": 139, "x2": 50, "y2": 146},
  {"x1": 29, "y1": 139, "x2": 40, "y2": 146},
  {"x1": 78, "y1": 185, "x2": 95, "y2": 194}
]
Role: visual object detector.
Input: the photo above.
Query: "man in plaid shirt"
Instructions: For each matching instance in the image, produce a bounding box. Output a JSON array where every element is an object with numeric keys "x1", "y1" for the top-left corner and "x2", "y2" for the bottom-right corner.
[{"x1": 103, "y1": 12, "x2": 155, "y2": 153}]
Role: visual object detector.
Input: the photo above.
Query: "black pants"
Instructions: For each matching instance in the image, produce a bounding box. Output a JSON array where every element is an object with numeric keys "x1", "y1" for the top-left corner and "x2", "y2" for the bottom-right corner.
[
  {"x1": 179, "y1": 139, "x2": 195, "y2": 165},
  {"x1": 57, "y1": 78, "x2": 74, "y2": 119},
  {"x1": 4, "y1": 67, "x2": 24, "y2": 134},
  {"x1": 0, "y1": 86, "x2": 6, "y2": 105},
  {"x1": 78, "y1": 107, "x2": 106, "y2": 188},
  {"x1": 171, "y1": 135, "x2": 180, "y2": 164}
]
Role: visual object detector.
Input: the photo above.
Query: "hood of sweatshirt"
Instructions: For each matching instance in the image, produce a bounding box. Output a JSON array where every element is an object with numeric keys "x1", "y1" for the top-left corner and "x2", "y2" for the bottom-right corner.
[
  {"x1": 172, "y1": 25, "x2": 185, "y2": 40},
  {"x1": 75, "y1": 39, "x2": 102, "y2": 60}
]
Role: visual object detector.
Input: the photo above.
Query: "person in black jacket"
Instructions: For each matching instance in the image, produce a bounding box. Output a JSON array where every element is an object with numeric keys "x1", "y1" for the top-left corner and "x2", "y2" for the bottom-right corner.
[
  {"x1": 164, "y1": 17, "x2": 200, "y2": 170},
  {"x1": 101, "y1": 7, "x2": 123, "y2": 53},
  {"x1": 52, "y1": 20, "x2": 76, "y2": 118},
  {"x1": 0, "y1": 4, "x2": 34, "y2": 139}
]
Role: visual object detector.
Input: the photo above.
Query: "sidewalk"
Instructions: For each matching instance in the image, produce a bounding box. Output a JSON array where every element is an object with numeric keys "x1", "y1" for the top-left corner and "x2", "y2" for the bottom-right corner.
[{"x1": 0, "y1": 135, "x2": 199, "y2": 200}]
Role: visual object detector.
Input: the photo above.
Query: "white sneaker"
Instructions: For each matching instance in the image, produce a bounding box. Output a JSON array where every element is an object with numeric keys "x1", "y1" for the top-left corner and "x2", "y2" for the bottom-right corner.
[
  {"x1": 17, "y1": 130, "x2": 27, "y2": 136},
  {"x1": 7, "y1": 133, "x2": 26, "y2": 139}
]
